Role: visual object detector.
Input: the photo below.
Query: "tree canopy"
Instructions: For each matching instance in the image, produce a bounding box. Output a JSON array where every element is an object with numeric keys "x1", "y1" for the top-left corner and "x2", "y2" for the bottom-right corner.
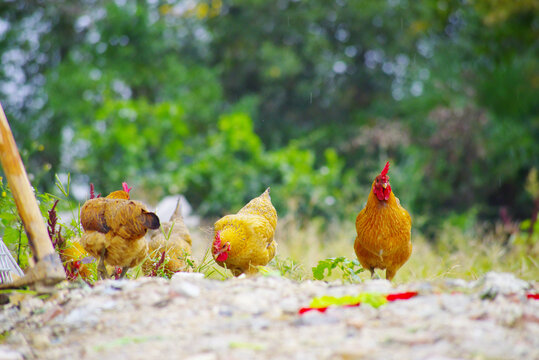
[{"x1": 0, "y1": 0, "x2": 537, "y2": 234}]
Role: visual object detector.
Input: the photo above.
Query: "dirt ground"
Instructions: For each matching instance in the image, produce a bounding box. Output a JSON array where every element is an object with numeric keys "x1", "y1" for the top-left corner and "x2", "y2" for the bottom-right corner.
[{"x1": 0, "y1": 272, "x2": 537, "y2": 360}]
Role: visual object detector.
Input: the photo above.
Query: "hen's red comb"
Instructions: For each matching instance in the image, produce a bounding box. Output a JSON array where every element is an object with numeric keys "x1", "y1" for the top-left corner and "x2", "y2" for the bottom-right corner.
[
  {"x1": 122, "y1": 182, "x2": 132, "y2": 193},
  {"x1": 380, "y1": 161, "x2": 390, "y2": 177}
]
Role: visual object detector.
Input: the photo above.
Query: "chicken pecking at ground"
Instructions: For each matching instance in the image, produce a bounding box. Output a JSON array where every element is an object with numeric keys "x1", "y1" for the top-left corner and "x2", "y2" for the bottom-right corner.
[
  {"x1": 354, "y1": 162, "x2": 412, "y2": 281},
  {"x1": 143, "y1": 198, "x2": 193, "y2": 276},
  {"x1": 212, "y1": 188, "x2": 277, "y2": 276},
  {"x1": 80, "y1": 182, "x2": 160, "y2": 279},
  {"x1": 61, "y1": 239, "x2": 93, "y2": 281}
]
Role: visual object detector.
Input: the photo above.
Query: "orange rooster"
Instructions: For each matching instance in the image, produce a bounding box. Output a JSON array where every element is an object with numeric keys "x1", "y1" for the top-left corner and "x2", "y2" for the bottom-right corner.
[
  {"x1": 143, "y1": 199, "x2": 193, "y2": 276},
  {"x1": 354, "y1": 162, "x2": 412, "y2": 281},
  {"x1": 212, "y1": 188, "x2": 277, "y2": 276},
  {"x1": 80, "y1": 182, "x2": 160, "y2": 279}
]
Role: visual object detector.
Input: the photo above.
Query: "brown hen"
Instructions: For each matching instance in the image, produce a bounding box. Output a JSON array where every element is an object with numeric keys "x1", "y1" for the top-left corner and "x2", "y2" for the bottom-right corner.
[{"x1": 80, "y1": 183, "x2": 160, "y2": 279}]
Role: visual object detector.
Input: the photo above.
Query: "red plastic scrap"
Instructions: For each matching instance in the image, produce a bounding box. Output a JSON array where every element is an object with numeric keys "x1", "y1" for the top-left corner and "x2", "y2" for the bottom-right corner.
[
  {"x1": 298, "y1": 303, "x2": 361, "y2": 314},
  {"x1": 527, "y1": 293, "x2": 539, "y2": 300},
  {"x1": 298, "y1": 307, "x2": 328, "y2": 314},
  {"x1": 386, "y1": 291, "x2": 418, "y2": 301}
]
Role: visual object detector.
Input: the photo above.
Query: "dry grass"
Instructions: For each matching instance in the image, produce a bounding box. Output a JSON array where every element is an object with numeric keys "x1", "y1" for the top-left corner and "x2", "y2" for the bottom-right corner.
[{"x1": 271, "y1": 216, "x2": 538, "y2": 283}]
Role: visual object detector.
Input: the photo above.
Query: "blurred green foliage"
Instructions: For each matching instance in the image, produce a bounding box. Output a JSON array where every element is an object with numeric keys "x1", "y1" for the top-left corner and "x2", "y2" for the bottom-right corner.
[
  {"x1": 0, "y1": 0, "x2": 537, "y2": 239},
  {"x1": 0, "y1": 177, "x2": 61, "y2": 269}
]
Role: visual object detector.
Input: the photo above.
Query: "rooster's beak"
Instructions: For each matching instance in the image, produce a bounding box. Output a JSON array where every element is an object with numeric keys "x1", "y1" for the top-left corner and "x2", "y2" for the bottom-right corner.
[{"x1": 382, "y1": 183, "x2": 388, "y2": 189}]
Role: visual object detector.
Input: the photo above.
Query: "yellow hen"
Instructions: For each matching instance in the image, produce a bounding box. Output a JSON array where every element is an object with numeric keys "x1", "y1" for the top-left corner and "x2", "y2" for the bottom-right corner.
[{"x1": 212, "y1": 188, "x2": 277, "y2": 276}]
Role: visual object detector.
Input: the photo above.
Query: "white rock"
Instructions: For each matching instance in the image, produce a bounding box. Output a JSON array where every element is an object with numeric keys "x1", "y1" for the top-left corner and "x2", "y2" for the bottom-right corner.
[
  {"x1": 280, "y1": 297, "x2": 301, "y2": 313},
  {"x1": 154, "y1": 195, "x2": 200, "y2": 227},
  {"x1": 171, "y1": 272, "x2": 205, "y2": 282},
  {"x1": 444, "y1": 278, "x2": 470, "y2": 289},
  {"x1": 0, "y1": 346, "x2": 23, "y2": 360},
  {"x1": 172, "y1": 282, "x2": 201, "y2": 298},
  {"x1": 362, "y1": 279, "x2": 393, "y2": 293},
  {"x1": 184, "y1": 353, "x2": 217, "y2": 360},
  {"x1": 60, "y1": 299, "x2": 117, "y2": 326},
  {"x1": 474, "y1": 272, "x2": 530, "y2": 297}
]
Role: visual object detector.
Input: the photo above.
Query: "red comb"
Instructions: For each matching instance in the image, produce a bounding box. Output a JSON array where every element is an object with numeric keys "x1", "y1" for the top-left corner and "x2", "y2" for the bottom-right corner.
[
  {"x1": 122, "y1": 182, "x2": 132, "y2": 193},
  {"x1": 380, "y1": 161, "x2": 390, "y2": 177}
]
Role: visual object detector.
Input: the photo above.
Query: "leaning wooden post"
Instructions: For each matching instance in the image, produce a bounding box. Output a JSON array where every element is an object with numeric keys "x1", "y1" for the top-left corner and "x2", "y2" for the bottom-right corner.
[{"x1": 0, "y1": 102, "x2": 65, "y2": 288}]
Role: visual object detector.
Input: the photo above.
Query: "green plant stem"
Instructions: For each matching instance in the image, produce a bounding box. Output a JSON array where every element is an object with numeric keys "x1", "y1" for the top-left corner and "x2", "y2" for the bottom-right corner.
[{"x1": 16, "y1": 222, "x2": 22, "y2": 265}]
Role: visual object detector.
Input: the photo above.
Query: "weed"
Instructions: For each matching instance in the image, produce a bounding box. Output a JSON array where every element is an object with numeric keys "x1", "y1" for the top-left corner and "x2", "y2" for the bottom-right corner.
[
  {"x1": 267, "y1": 256, "x2": 306, "y2": 281},
  {"x1": 194, "y1": 247, "x2": 231, "y2": 280},
  {"x1": 312, "y1": 257, "x2": 364, "y2": 283}
]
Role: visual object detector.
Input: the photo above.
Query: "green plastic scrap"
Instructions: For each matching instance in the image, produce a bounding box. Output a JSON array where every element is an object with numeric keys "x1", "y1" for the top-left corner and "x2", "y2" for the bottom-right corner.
[{"x1": 309, "y1": 292, "x2": 388, "y2": 309}]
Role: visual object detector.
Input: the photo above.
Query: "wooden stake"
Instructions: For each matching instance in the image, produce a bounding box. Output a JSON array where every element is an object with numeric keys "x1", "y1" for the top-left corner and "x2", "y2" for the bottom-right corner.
[{"x1": 0, "y1": 103, "x2": 65, "y2": 288}]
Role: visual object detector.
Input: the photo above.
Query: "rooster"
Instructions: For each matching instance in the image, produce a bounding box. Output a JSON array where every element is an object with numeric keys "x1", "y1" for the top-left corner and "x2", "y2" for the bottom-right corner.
[
  {"x1": 354, "y1": 162, "x2": 412, "y2": 281},
  {"x1": 143, "y1": 199, "x2": 193, "y2": 276},
  {"x1": 80, "y1": 182, "x2": 160, "y2": 279},
  {"x1": 212, "y1": 188, "x2": 277, "y2": 276}
]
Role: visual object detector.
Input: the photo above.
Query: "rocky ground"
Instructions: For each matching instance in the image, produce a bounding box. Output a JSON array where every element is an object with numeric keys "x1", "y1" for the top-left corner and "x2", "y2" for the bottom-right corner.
[{"x1": 0, "y1": 272, "x2": 537, "y2": 360}]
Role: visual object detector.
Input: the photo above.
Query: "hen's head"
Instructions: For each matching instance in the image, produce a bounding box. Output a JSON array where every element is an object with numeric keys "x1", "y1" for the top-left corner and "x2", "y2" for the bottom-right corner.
[
  {"x1": 212, "y1": 231, "x2": 231, "y2": 262},
  {"x1": 373, "y1": 161, "x2": 392, "y2": 201}
]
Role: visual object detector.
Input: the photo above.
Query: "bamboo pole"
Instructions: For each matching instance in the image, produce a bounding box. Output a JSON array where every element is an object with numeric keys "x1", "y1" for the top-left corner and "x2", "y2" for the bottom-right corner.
[{"x1": 0, "y1": 103, "x2": 65, "y2": 288}]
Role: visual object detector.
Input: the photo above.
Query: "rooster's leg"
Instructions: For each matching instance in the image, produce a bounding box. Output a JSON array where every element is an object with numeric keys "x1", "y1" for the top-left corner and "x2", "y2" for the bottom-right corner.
[
  {"x1": 97, "y1": 248, "x2": 108, "y2": 280},
  {"x1": 386, "y1": 269, "x2": 396, "y2": 282},
  {"x1": 118, "y1": 267, "x2": 128, "y2": 279},
  {"x1": 369, "y1": 268, "x2": 383, "y2": 280}
]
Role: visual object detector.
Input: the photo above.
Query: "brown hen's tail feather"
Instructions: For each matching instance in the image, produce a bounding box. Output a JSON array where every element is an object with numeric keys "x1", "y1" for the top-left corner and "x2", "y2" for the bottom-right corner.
[
  {"x1": 106, "y1": 190, "x2": 130, "y2": 200},
  {"x1": 139, "y1": 211, "x2": 160, "y2": 229},
  {"x1": 170, "y1": 199, "x2": 183, "y2": 221}
]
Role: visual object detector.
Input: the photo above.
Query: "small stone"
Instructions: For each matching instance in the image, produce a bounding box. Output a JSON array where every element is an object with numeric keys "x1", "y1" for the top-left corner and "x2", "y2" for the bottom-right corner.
[
  {"x1": 249, "y1": 318, "x2": 270, "y2": 331},
  {"x1": 171, "y1": 282, "x2": 201, "y2": 298},
  {"x1": 295, "y1": 310, "x2": 340, "y2": 326},
  {"x1": 217, "y1": 305, "x2": 234, "y2": 317},
  {"x1": 110, "y1": 279, "x2": 141, "y2": 291},
  {"x1": 280, "y1": 297, "x2": 300, "y2": 313},
  {"x1": 444, "y1": 278, "x2": 469, "y2": 289},
  {"x1": 59, "y1": 299, "x2": 116, "y2": 327},
  {"x1": 439, "y1": 293, "x2": 471, "y2": 314},
  {"x1": 230, "y1": 293, "x2": 265, "y2": 314},
  {"x1": 42, "y1": 305, "x2": 63, "y2": 323},
  {"x1": 475, "y1": 272, "x2": 530, "y2": 298},
  {"x1": 184, "y1": 352, "x2": 217, "y2": 360},
  {"x1": 62, "y1": 307, "x2": 99, "y2": 327},
  {"x1": 171, "y1": 272, "x2": 205, "y2": 281},
  {"x1": 362, "y1": 279, "x2": 393, "y2": 293},
  {"x1": 29, "y1": 333, "x2": 50, "y2": 349},
  {"x1": 19, "y1": 296, "x2": 44, "y2": 317},
  {"x1": 0, "y1": 346, "x2": 23, "y2": 360}
]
